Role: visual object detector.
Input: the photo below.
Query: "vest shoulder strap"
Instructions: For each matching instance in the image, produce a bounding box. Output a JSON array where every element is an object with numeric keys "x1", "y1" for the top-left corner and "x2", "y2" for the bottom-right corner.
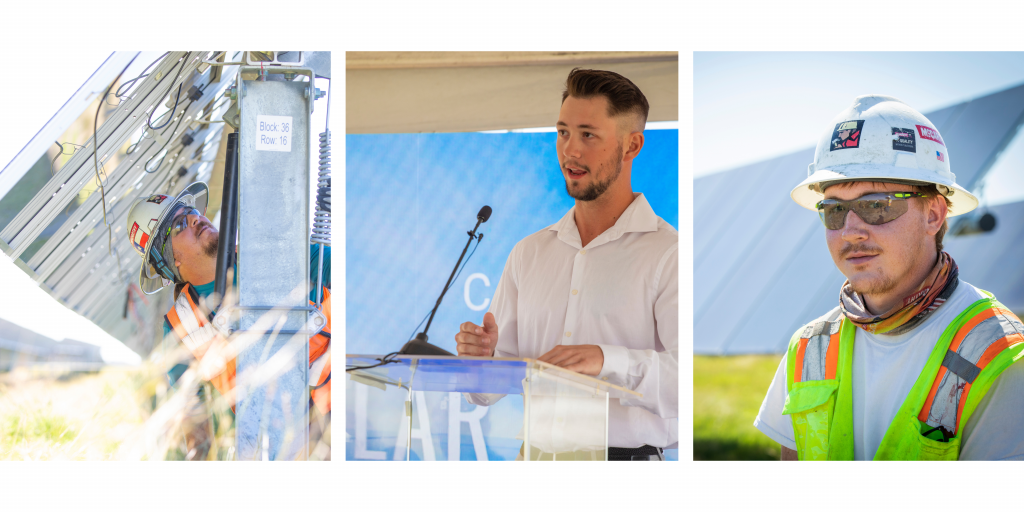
[
  {"x1": 165, "y1": 283, "x2": 221, "y2": 356},
  {"x1": 918, "y1": 304, "x2": 1024, "y2": 437},
  {"x1": 791, "y1": 307, "x2": 844, "y2": 384}
]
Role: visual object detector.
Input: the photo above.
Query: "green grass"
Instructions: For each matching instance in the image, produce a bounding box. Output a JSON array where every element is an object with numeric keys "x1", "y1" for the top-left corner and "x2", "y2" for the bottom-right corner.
[
  {"x1": 693, "y1": 354, "x2": 783, "y2": 460},
  {"x1": 1, "y1": 410, "x2": 77, "y2": 446}
]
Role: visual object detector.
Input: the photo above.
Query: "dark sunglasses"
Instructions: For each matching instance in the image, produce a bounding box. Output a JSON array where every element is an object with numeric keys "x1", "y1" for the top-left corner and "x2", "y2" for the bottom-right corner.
[
  {"x1": 815, "y1": 192, "x2": 929, "y2": 230},
  {"x1": 166, "y1": 207, "x2": 201, "y2": 238}
]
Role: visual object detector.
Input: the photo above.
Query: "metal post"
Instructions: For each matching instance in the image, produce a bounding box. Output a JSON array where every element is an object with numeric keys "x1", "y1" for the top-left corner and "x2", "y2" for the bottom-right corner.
[
  {"x1": 236, "y1": 74, "x2": 312, "y2": 460},
  {"x1": 214, "y1": 132, "x2": 239, "y2": 306}
]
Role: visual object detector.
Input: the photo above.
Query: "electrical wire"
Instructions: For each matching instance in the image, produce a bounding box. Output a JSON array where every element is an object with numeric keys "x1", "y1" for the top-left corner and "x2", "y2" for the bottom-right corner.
[
  {"x1": 114, "y1": 51, "x2": 169, "y2": 101},
  {"x1": 94, "y1": 54, "x2": 139, "y2": 284},
  {"x1": 345, "y1": 236, "x2": 484, "y2": 373},
  {"x1": 148, "y1": 84, "x2": 182, "y2": 130},
  {"x1": 142, "y1": 73, "x2": 212, "y2": 171},
  {"x1": 143, "y1": 98, "x2": 194, "y2": 173},
  {"x1": 50, "y1": 142, "x2": 64, "y2": 177},
  {"x1": 147, "y1": 52, "x2": 190, "y2": 131}
]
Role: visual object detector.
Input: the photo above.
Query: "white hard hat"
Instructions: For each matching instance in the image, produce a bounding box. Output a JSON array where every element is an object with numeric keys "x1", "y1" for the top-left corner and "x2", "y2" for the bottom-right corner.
[
  {"x1": 126, "y1": 182, "x2": 210, "y2": 294},
  {"x1": 791, "y1": 95, "x2": 978, "y2": 217}
]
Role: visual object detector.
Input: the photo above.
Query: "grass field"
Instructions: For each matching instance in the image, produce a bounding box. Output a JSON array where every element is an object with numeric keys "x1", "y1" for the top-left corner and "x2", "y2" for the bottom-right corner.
[
  {"x1": 0, "y1": 363, "x2": 331, "y2": 460},
  {"x1": 0, "y1": 367, "x2": 152, "y2": 460},
  {"x1": 693, "y1": 354, "x2": 783, "y2": 460},
  {"x1": 0, "y1": 364, "x2": 235, "y2": 461}
]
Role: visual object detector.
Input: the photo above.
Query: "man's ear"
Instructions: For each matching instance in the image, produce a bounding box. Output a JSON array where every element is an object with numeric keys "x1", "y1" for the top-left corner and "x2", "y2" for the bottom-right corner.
[
  {"x1": 926, "y1": 195, "x2": 948, "y2": 236},
  {"x1": 623, "y1": 130, "x2": 645, "y2": 162}
]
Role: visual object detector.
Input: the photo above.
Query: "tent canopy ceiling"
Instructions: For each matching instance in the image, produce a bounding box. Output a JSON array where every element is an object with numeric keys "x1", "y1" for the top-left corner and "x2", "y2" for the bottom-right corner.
[{"x1": 346, "y1": 51, "x2": 678, "y2": 134}]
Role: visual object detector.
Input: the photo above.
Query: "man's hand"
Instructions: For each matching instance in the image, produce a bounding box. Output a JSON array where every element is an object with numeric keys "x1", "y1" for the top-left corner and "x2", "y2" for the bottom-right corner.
[
  {"x1": 537, "y1": 345, "x2": 604, "y2": 376},
  {"x1": 456, "y1": 312, "x2": 499, "y2": 357}
]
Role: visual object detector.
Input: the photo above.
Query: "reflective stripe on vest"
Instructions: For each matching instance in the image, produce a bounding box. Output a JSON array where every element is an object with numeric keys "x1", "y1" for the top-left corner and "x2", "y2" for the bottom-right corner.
[
  {"x1": 917, "y1": 306, "x2": 1024, "y2": 437},
  {"x1": 165, "y1": 284, "x2": 332, "y2": 415},
  {"x1": 784, "y1": 295, "x2": 1024, "y2": 460},
  {"x1": 793, "y1": 308, "x2": 842, "y2": 384}
]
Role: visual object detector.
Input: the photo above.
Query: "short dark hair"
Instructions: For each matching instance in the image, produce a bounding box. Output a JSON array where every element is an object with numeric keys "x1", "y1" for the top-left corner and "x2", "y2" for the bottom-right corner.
[{"x1": 562, "y1": 68, "x2": 650, "y2": 130}]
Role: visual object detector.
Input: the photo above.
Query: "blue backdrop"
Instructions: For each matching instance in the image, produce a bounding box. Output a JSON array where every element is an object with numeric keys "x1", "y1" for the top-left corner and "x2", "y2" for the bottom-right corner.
[
  {"x1": 346, "y1": 129, "x2": 678, "y2": 357},
  {"x1": 346, "y1": 130, "x2": 678, "y2": 461}
]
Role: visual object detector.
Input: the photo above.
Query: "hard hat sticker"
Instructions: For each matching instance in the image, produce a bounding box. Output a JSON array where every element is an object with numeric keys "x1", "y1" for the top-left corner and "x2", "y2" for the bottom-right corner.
[
  {"x1": 937, "y1": 151, "x2": 945, "y2": 162},
  {"x1": 916, "y1": 125, "x2": 945, "y2": 146},
  {"x1": 830, "y1": 120, "x2": 864, "y2": 151},
  {"x1": 256, "y1": 115, "x2": 293, "y2": 152},
  {"x1": 146, "y1": 194, "x2": 169, "y2": 204},
  {"x1": 892, "y1": 127, "x2": 917, "y2": 153}
]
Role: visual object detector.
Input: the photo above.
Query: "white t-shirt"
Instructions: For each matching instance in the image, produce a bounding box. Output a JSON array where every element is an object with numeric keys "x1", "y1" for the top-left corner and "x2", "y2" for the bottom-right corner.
[{"x1": 754, "y1": 281, "x2": 1024, "y2": 460}]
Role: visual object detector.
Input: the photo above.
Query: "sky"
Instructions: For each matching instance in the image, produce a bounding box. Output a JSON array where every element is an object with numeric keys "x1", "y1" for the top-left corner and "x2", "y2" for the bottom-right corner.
[{"x1": 695, "y1": 52, "x2": 1024, "y2": 206}]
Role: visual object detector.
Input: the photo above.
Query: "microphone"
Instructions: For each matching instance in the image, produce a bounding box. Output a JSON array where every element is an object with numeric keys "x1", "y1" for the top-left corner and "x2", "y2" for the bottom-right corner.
[{"x1": 399, "y1": 206, "x2": 492, "y2": 356}]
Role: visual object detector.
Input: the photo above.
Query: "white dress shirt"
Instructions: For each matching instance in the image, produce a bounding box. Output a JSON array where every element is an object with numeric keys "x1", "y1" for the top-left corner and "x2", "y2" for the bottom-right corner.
[{"x1": 473, "y1": 193, "x2": 678, "y2": 449}]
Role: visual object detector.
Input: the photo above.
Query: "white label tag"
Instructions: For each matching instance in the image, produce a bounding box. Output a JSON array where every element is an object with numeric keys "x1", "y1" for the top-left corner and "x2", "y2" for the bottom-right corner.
[{"x1": 256, "y1": 115, "x2": 293, "y2": 152}]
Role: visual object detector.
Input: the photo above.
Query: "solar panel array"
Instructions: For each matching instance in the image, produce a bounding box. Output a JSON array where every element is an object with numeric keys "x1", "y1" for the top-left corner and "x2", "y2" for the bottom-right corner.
[
  {"x1": 0, "y1": 51, "x2": 235, "y2": 356},
  {"x1": 694, "y1": 83, "x2": 1024, "y2": 354}
]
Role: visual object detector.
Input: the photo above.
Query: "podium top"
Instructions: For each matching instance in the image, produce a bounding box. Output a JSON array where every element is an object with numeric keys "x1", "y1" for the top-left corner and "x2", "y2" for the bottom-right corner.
[{"x1": 346, "y1": 354, "x2": 640, "y2": 397}]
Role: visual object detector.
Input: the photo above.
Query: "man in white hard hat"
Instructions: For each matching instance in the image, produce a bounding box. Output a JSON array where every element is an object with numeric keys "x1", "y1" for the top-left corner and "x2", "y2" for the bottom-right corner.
[
  {"x1": 125, "y1": 181, "x2": 332, "y2": 458},
  {"x1": 754, "y1": 95, "x2": 1024, "y2": 461},
  {"x1": 453, "y1": 68, "x2": 678, "y2": 461}
]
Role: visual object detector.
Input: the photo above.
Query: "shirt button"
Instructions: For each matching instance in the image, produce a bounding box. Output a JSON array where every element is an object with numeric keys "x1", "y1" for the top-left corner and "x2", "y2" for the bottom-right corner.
[
  {"x1": 565, "y1": 331, "x2": 571, "y2": 337},
  {"x1": 572, "y1": 289, "x2": 578, "y2": 295},
  {"x1": 580, "y1": 249, "x2": 586, "y2": 255}
]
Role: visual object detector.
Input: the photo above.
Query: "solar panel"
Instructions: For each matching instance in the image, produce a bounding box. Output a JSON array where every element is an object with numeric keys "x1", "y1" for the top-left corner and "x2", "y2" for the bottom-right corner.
[{"x1": 695, "y1": 83, "x2": 1024, "y2": 354}]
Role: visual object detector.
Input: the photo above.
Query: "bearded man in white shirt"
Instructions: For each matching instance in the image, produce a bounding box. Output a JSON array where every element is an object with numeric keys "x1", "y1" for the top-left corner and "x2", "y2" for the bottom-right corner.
[{"x1": 454, "y1": 68, "x2": 679, "y2": 461}]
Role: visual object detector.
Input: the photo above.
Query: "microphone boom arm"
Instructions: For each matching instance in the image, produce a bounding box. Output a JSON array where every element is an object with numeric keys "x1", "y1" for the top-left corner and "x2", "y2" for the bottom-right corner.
[
  {"x1": 398, "y1": 206, "x2": 491, "y2": 356},
  {"x1": 422, "y1": 219, "x2": 483, "y2": 337}
]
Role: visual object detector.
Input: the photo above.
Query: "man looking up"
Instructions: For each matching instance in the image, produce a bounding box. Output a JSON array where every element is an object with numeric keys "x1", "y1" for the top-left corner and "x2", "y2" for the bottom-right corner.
[
  {"x1": 754, "y1": 95, "x2": 1024, "y2": 460},
  {"x1": 125, "y1": 182, "x2": 332, "y2": 457},
  {"x1": 455, "y1": 68, "x2": 678, "y2": 461}
]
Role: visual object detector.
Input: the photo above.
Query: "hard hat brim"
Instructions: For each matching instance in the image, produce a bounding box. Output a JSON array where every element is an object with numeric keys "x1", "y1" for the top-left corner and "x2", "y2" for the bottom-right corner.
[
  {"x1": 791, "y1": 164, "x2": 978, "y2": 217},
  {"x1": 137, "y1": 182, "x2": 211, "y2": 295}
]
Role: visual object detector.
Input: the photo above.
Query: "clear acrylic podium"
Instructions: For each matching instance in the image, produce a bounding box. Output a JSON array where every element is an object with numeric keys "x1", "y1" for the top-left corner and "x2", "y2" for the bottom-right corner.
[{"x1": 346, "y1": 355, "x2": 640, "y2": 461}]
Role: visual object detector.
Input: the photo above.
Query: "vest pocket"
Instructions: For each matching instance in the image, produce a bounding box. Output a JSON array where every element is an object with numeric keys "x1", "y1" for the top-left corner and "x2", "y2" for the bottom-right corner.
[
  {"x1": 783, "y1": 380, "x2": 838, "y2": 461},
  {"x1": 876, "y1": 417, "x2": 960, "y2": 461}
]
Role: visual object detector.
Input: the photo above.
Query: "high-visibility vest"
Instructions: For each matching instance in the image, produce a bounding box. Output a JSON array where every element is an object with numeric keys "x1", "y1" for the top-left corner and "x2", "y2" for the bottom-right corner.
[
  {"x1": 782, "y1": 293, "x2": 1024, "y2": 460},
  {"x1": 165, "y1": 283, "x2": 332, "y2": 415}
]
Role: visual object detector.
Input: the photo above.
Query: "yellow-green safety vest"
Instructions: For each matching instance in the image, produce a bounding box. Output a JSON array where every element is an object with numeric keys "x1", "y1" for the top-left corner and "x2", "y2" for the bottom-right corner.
[{"x1": 782, "y1": 292, "x2": 1024, "y2": 460}]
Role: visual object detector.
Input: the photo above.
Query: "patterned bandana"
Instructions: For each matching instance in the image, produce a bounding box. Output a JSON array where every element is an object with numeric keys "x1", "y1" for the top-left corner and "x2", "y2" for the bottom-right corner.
[{"x1": 839, "y1": 251, "x2": 959, "y2": 336}]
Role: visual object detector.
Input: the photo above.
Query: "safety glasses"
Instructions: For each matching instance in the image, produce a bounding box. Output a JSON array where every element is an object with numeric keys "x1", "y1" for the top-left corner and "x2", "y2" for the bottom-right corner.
[
  {"x1": 815, "y1": 192, "x2": 929, "y2": 230},
  {"x1": 167, "y1": 207, "x2": 201, "y2": 238}
]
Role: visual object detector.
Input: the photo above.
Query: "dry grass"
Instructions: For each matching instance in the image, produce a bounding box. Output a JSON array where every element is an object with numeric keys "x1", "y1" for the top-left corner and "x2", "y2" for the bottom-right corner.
[
  {"x1": 0, "y1": 367, "x2": 151, "y2": 460},
  {"x1": 0, "y1": 364, "x2": 235, "y2": 460},
  {"x1": 0, "y1": 361, "x2": 329, "y2": 461}
]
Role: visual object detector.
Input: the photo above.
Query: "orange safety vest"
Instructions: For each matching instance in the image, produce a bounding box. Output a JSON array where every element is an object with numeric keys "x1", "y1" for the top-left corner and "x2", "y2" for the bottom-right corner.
[{"x1": 165, "y1": 283, "x2": 332, "y2": 415}]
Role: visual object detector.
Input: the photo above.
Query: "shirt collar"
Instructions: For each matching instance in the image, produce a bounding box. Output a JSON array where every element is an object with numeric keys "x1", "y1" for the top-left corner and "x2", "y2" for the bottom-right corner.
[{"x1": 549, "y1": 193, "x2": 659, "y2": 249}]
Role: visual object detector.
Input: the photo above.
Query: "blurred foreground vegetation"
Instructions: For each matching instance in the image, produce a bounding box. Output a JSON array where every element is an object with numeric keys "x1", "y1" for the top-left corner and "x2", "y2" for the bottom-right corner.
[
  {"x1": 0, "y1": 364, "x2": 234, "y2": 460},
  {"x1": 693, "y1": 354, "x2": 782, "y2": 461}
]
